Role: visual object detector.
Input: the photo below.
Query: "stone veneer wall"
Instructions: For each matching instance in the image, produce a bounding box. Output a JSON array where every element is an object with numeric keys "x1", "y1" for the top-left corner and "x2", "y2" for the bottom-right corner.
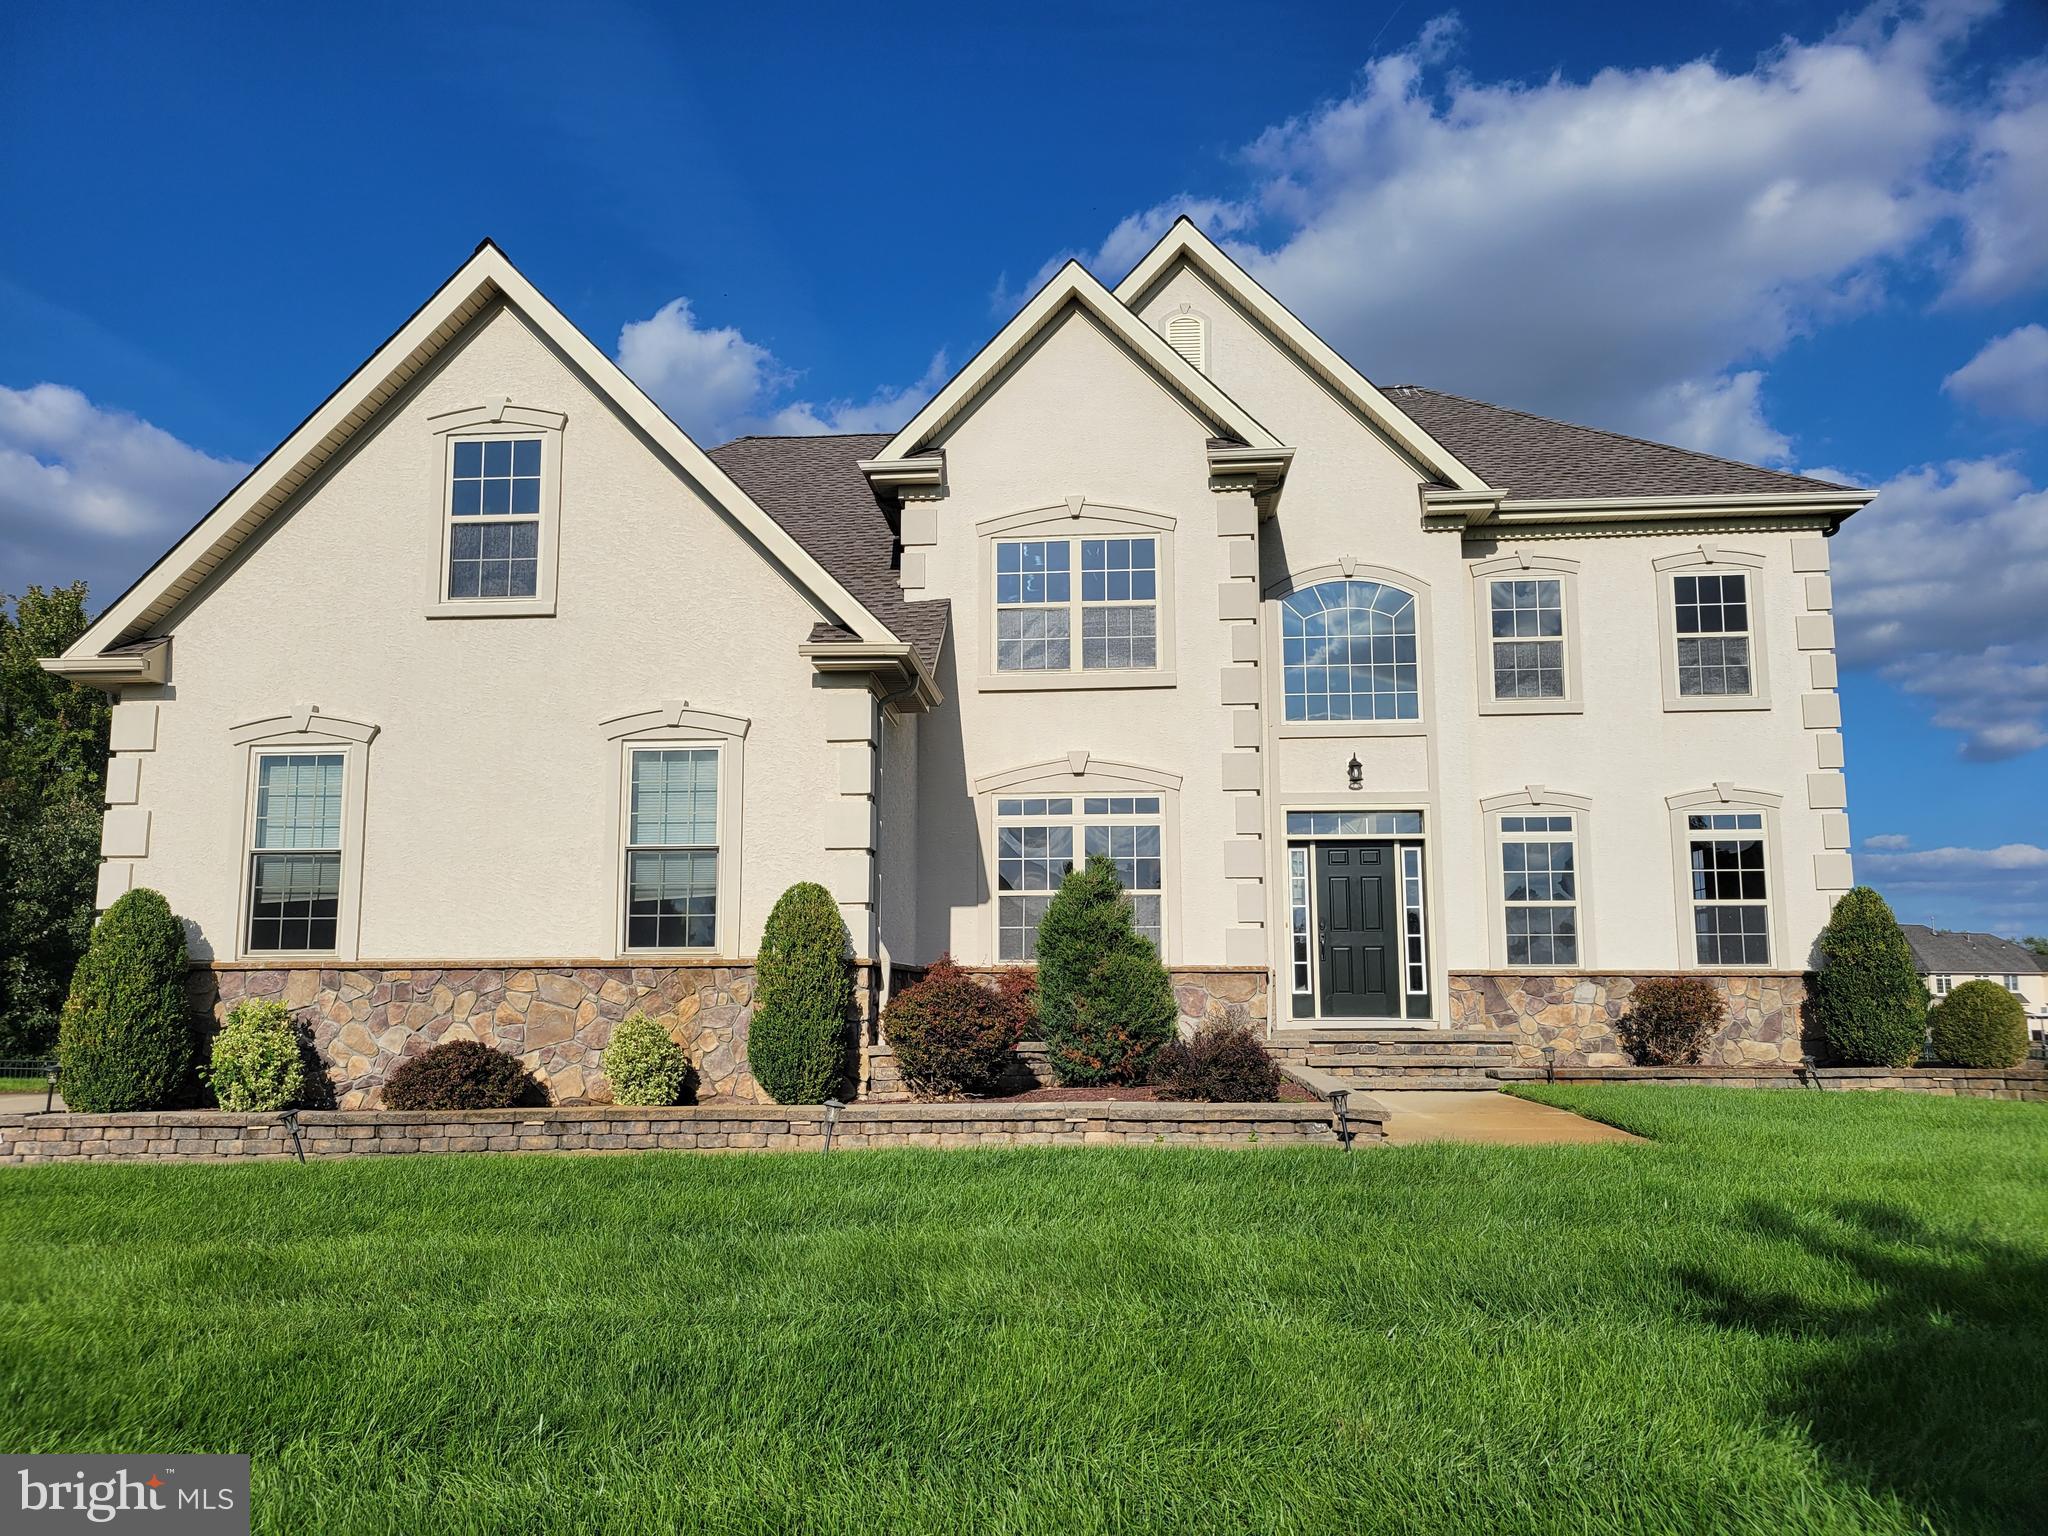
[
  {"x1": 192, "y1": 962, "x2": 880, "y2": 1110},
  {"x1": 0, "y1": 1101, "x2": 1344, "y2": 1164},
  {"x1": 1447, "y1": 971, "x2": 1814, "y2": 1067}
]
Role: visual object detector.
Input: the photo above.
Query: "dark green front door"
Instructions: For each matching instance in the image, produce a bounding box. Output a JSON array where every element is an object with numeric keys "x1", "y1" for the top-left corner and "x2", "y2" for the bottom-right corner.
[{"x1": 1316, "y1": 842, "x2": 1399, "y2": 1019}]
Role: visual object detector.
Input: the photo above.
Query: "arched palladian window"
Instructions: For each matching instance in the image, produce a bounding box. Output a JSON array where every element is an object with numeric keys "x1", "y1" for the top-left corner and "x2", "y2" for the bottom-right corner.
[{"x1": 1280, "y1": 580, "x2": 1420, "y2": 722}]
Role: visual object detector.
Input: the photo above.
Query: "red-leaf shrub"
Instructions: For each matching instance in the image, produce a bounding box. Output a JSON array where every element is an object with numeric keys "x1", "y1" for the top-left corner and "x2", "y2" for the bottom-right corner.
[
  {"x1": 382, "y1": 1041, "x2": 549, "y2": 1110},
  {"x1": 1618, "y1": 976, "x2": 1725, "y2": 1066},
  {"x1": 1151, "y1": 1020, "x2": 1282, "y2": 1102},
  {"x1": 882, "y1": 957, "x2": 1031, "y2": 1097}
]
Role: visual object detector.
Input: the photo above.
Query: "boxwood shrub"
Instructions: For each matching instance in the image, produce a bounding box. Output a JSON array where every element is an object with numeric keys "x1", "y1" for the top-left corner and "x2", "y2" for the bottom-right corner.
[
  {"x1": 883, "y1": 957, "x2": 1030, "y2": 1097},
  {"x1": 204, "y1": 998, "x2": 307, "y2": 1111},
  {"x1": 749, "y1": 882, "x2": 851, "y2": 1104},
  {"x1": 56, "y1": 887, "x2": 194, "y2": 1113},
  {"x1": 1928, "y1": 979, "x2": 2028, "y2": 1069},
  {"x1": 382, "y1": 1041, "x2": 548, "y2": 1110}
]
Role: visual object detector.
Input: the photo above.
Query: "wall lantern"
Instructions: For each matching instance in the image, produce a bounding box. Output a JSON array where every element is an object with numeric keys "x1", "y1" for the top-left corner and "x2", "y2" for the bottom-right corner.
[{"x1": 1346, "y1": 754, "x2": 1363, "y2": 790}]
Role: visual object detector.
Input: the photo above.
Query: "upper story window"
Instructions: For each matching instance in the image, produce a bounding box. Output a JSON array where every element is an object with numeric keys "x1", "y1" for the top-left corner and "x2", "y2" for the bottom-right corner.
[
  {"x1": 1685, "y1": 810, "x2": 1770, "y2": 965},
  {"x1": 1490, "y1": 579, "x2": 1566, "y2": 698},
  {"x1": 1281, "y1": 580, "x2": 1418, "y2": 722},
  {"x1": 995, "y1": 794, "x2": 1163, "y2": 960},
  {"x1": 1673, "y1": 572, "x2": 1753, "y2": 697},
  {"x1": 994, "y1": 536, "x2": 1159, "y2": 674},
  {"x1": 2005, "y1": 974, "x2": 2022, "y2": 991},
  {"x1": 427, "y1": 401, "x2": 566, "y2": 620},
  {"x1": 1934, "y1": 974, "x2": 1951, "y2": 994},
  {"x1": 448, "y1": 438, "x2": 541, "y2": 598},
  {"x1": 247, "y1": 752, "x2": 344, "y2": 953}
]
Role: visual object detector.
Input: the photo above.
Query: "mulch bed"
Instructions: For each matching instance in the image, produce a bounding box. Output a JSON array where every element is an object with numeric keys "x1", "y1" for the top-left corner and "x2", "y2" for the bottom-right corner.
[{"x1": 977, "y1": 1082, "x2": 1322, "y2": 1104}]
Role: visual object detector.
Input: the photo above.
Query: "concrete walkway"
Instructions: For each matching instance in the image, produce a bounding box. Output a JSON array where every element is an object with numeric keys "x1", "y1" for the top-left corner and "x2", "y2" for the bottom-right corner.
[
  {"x1": 1369, "y1": 1089, "x2": 1640, "y2": 1146},
  {"x1": 0, "y1": 1091, "x2": 63, "y2": 1115}
]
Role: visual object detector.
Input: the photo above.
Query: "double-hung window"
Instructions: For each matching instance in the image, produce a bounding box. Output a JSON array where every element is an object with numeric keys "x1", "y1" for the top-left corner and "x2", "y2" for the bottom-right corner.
[
  {"x1": 447, "y1": 438, "x2": 542, "y2": 599},
  {"x1": 1686, "y1": 811, "x2": 1771, "y2": 964},
  {"x1": 1488, "y1": 578, "x2": 1567, "y2": 699},
  {"x1": 1933, "y1": 974, "x2": 1951, "y2": 995},
  {"x1": 994, "y1": 537, "x2": 1158, "y2": 674},
  {"x1": 995, "y1": 795, "x2": 1163, "y2": 959},
  {"x1": 625, "y1": 747, "x2": 719, "y2": 950},
  {"x1": 1501, "y1": 813, "x2": 1578, "y2": 966},
  {"x1": 247, "y1": 753, "x2": 344, "y2": 952},
  {"x1": 1672, "y1": 572, "x2": 1754, "y2": 698}
]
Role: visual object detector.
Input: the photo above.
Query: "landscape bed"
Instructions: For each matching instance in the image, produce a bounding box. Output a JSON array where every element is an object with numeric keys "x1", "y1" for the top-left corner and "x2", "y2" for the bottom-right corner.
[{"x1": 1, "y1": 1086, "x2": 2043, "y2": 1535}]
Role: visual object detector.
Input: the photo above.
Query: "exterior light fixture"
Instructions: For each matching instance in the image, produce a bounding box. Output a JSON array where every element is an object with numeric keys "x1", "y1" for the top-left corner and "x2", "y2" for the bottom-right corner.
[
  {"x1": 1542, "y1": 1044, "x2": 1557, "y2": 1084},
  {"x1": 44, "y1": 1063, "x2": 58, "y2": 1115},
  {"x1": 822, "y1": 1096, "x2": 845, "y2": 1152},
  {"x1": 1346, "y1": 754, "x2": 1363, "y2": 790}
]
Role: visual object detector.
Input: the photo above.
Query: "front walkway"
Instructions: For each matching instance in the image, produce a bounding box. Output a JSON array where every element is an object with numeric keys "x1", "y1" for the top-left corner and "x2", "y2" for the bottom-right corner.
[
  {"x1": 0, "y1": 1092, "x2": 60, "y2": 1116},
  {"x1": 1369, "y1": 1090, "x2": 1639, "y2": 1147}
]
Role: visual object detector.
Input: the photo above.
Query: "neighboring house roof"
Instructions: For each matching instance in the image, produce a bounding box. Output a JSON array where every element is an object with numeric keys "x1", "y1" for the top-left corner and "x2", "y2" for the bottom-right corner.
[
  {"x1": 1383, "y1": 386, "x2": 1855, "y2": 502},
  {"x1": 707, "y1": 433, "x2": 949, "y2": 672},
  {"x1": 51, "y1": 241, "x2": 908, "y2": 675},
  {"x1": 1899, "y1": 925, "x2": 2047, "y2": 976}
]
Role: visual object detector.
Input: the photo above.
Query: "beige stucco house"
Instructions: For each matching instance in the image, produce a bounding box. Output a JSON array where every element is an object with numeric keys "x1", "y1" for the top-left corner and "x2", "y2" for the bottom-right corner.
[
  {"x1": 48, "y1": 223, "x2": 1875, "y2": 1104},
  {"x1": 1902, "y1": 926, "x2": 2048, "y2": 1044}
]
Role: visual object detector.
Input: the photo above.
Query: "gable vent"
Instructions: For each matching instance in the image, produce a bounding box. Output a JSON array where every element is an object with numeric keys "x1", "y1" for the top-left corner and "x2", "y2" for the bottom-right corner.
[{"x1": 1164, "y1": 313, "x2": 1207, "y2": 374}]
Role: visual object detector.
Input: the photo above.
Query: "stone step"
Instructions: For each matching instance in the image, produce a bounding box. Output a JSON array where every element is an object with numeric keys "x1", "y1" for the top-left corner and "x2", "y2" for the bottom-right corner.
[
  {"x1": 1299, "y1": 1053, "x2": 1517, "y2": 1071},
  {"x1": 1272, "y1": 1027, "x2": 1516, "y2": 1045},
  {"x1": 1337, "y1": 1075, "x2": 1504, "y2": 1092}
]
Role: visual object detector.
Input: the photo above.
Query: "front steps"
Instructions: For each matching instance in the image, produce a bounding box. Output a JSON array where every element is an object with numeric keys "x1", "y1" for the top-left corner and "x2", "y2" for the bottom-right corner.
[{"x1": 1269, "y1": 1027, "x2": 1518, "y2": 1092}]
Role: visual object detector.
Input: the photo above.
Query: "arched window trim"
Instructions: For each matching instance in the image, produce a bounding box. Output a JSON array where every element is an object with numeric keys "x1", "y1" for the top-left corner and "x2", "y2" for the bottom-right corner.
[{"x1": 1267, "y1": 564, "x2": 1430, "y2": 735}]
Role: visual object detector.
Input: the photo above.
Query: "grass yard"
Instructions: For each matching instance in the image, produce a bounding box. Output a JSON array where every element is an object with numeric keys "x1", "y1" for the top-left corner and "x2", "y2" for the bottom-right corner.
[
  {"x1": 2, "y1": 1087, "x2": 2044, "y2": 1535},
  {"x1": 0, "y1": 1074, "x2": 52, "y2": 1095}
]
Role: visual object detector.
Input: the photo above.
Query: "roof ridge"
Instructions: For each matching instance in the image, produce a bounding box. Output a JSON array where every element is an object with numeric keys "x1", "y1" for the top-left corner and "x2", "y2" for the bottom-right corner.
[
  {"x1": 712, "y1": 431, "x2": 897, "y2": 446},
  {"x1": 1385, "y1": 384, "x2": 1854, "y2": 493}
]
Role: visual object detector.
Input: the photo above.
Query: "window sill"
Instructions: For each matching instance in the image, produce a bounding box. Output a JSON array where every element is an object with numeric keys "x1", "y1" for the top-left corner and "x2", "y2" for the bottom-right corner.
[
  {"x1": 426, "y1": 598, "x2": 557, "y2": 620},
  {"x1": 1661, "y1": 694, "x2": 1772, "y2": 713},
  {"x1": 1477, "y1": 698, "x2": 1583, "y2": 717},
  {"x1": 976, "y1": 670, "x2": 1178, "y2": 692},
  {"x1": 240, "y1": 949, "x2": 344, "y2": 963}
]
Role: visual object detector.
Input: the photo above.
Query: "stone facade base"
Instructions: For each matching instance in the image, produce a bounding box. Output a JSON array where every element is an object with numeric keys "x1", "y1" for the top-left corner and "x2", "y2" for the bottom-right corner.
[
  {"x1": 192, "y1": 961, "x2": 880, "y2": 1110},
  {"x1": 0, "y1": 1100, "x2": 1345, "y2": 1164},
  {"x1": 1500, "y1": 1065, "x2": 2046, "y2": 1100},
  {"x1": 1447, "y1": 971, "x2": 1813, "y2": 1068}
]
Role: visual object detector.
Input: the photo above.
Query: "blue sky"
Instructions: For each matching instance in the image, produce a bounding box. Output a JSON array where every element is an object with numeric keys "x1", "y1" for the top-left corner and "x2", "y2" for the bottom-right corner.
[{"x1": 2, "y1": 0, "x2": 2044, "y2": 935}]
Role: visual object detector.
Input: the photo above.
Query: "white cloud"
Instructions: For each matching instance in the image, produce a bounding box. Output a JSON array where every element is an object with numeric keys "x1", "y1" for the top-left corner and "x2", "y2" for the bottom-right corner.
[
  {"x1": 0, "y1": 382, "x2": 247, "y2": 606},
  {"x1": 1051, "y1": 2, "x2": 2040, "y2": 462},
  {"x1": 1832, "y1": 455, "x2": 2048, "y2": 759},
  {"x1": 1864, "y1": 832, "x2": 1914, "y2": 850},
  {"x1": 1943, "y1": 323, "x2": 2048, "y2": 420},
  {"x1": 616, "y1": 298, "x2": 943, "y2": 444},
  {"x1": 1858, "y1": 841, "x2": 2048, "y2": 933}
]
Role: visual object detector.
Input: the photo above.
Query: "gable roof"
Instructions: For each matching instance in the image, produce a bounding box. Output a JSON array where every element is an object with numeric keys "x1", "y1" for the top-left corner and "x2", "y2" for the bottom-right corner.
[
  {"x1": 1112, "y1": 218, "x2": 1493, "y2": 493},
  {"x1": 55, "y1": 241, "x2": 904, "y2": 668},
  {"x1": 1899, "y1": 925, "x2": 2046, "y2": 976},
  {"x1": 707, "y1": 432, "x2": 948, "y2": 671},
  {"x1": 1384, "y1": 386, "x2": 1856, "y2": 502},
  {"x1": 869, "y1": 259, "x2": 1284, "y2": 466}
]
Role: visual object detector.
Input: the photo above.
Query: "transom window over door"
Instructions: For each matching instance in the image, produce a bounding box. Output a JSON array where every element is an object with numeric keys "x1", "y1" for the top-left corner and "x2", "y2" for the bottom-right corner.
[
  {"x1": 994, "y1": 537, "x2": 1158, "y2": 674},
  {"x1": 247, "y1": 753, "x2": 344, "y2": 952},
  {"x1": 1281, "y1": 580, "x2": 1419, "y2": 721},
  {"x1": 448, "y1": 437, "x2": 541, "y2": 599},
  {"x1": 995, "y1": 795, "x2": 1163, "y2": 959},
  {"x1": 625, "y1": 747, "x2": 719, "y2": 949},
  {"x1": 1687, "y1": 811, "x2": 1770, "y2": 964}
]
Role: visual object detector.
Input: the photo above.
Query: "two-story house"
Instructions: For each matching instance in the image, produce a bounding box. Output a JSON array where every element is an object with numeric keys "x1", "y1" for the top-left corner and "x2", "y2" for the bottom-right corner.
[{"x1": 47, "y1": 223, "x2": 1873, "y2": 1105}]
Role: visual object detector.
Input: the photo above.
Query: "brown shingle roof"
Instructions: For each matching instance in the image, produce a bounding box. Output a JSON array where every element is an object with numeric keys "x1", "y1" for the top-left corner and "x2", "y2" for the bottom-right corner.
[
  {"x1": 706, "y1": 432, "x2": 949, "y2": 672},
  {"x1": 1384, "y1": 386, "x2": 1857, "y2": 500}
]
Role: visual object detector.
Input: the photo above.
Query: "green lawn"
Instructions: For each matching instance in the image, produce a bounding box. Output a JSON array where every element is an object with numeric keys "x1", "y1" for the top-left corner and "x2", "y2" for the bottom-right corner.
[
  {"x1": 0, "y1": 1074, "x2": 52, "y2": 1095},
  {"x1": 2, "y1": 1088, "x2": 2043, "y2": 1536}
]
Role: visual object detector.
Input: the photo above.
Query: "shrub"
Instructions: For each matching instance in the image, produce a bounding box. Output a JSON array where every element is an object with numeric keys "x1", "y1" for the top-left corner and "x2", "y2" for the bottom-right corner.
[
  {"x1": 1039, "y1": 857, "x2": 1178, "y2": 1085},
  {"x1": 606, "y1": 1013, "x2": 696, "y2": 1106},
  {"x1": 1617, "y1": 976, "x2": 1725, "y2": 1065},
  {"x1": 382, "y1": 1041, "x2": 548, "y2": 1110},
  {"x1": 749, "y1": 882, "x2": 851, "y2": 1104},
  {"x1": 56, "y1": 887, "x2": 193, "y2": 1113},
  {"x1": 1928, "y1": 980, "x2": 2028, "y2": 1069},
  {"x1": 1152, "y1": 1020, "x2": 1282, "y2": 1102},
  {"x1": 1807, "y1": 886, "x2": 1929, "y2": 1067},
  {"x1": 883, "y1": 956, "x2": 1030, "y2": 1097},
  {"x1": 203, "y1": 999, "x2": 306, "y2": 1111}
]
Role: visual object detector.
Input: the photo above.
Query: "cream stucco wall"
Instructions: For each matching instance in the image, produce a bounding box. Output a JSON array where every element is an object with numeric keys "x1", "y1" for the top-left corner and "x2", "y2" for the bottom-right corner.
[
  {"x1": 1126, "y1": 263, "x2": 1848, "y2": 994},
  {"x1": 108, "y1": 303, "x2": 867, "y2": 963}
]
